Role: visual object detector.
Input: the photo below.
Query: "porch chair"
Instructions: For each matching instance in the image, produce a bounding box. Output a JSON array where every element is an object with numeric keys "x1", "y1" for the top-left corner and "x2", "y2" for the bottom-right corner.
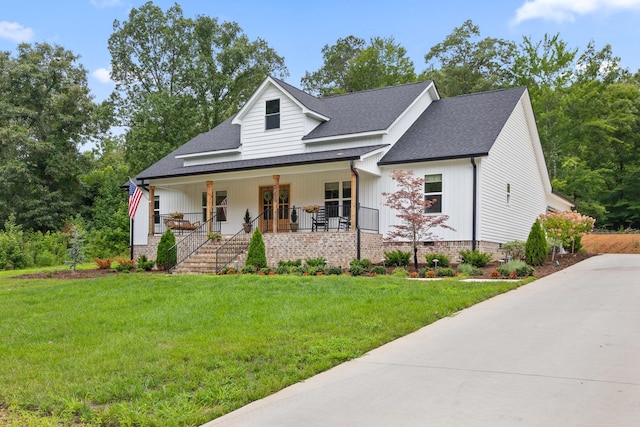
[
  {"x1": 311, "y1": 208, "x2": 329, "y2": 232},
  {"x1": 338, "y1": 215, "x2": 351, "y2": 231}
]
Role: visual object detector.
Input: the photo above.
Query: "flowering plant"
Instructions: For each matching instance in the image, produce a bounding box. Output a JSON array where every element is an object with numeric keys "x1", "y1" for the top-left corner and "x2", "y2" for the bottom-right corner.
[{"x1": 303, "y1": 204, "x2": 320, "y2": 213}]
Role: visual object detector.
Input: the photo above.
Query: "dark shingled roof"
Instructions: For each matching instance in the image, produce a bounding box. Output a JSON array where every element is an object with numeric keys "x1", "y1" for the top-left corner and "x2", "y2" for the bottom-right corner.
[
  {"x1": 303, "y1": 80, "x2": 433, "y2": 140},
  {"x1": 137, "y1": 145, "x2": 388, "y2": 181},
  {"x1": 379, "y1": 87, "x2": 527, "y2": 164},
  {"x1": 272, "y1": 77, "x2": 332, "y2": 118},
  {"x1": 171, "y1": 115, "x2": 241, "y2": 156}
]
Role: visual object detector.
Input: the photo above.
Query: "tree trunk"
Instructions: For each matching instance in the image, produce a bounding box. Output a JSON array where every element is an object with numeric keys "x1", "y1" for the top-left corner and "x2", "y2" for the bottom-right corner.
[{"x1": 413, "y1": 247, "x2": 419, "y2": 270}]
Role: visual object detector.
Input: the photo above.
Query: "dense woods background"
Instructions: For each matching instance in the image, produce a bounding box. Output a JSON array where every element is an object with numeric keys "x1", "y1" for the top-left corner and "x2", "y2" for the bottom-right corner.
[{"x1": 1, "y1": 2, "x2": 639, "y2": 263}]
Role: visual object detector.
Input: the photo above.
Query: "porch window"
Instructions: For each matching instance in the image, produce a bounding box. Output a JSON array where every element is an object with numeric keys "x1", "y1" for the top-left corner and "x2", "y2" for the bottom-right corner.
[
  {"x1": 154, "y1": 196, "x2": 160, "y2": 224},
  {"x1": 424, "y1": 174, "x2": 442, "y2": 213},
  {"x1": 324, "y1": 181, "x2": 351, "y2": 218},
  {"x1": 203, "y1": 191, "x2": 227, "y2": 222},
  {"x1": 265, "y1": 99, "x2": 280, "y2": 130},
  {"x1": 216, "y1": 190, "x2": 227, "y2": 221}
]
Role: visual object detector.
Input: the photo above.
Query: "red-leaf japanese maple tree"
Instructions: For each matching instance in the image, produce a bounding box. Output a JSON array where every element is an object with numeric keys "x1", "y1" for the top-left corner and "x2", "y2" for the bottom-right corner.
[{"x1": 382, "y1": 170, "x2": 455, "y2": 269}]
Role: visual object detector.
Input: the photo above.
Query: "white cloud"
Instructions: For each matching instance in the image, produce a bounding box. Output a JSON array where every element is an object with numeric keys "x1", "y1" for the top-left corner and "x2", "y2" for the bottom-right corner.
[
  {"x1": 90, "y1": 0, "x2": 123, "y2": 8},
  {"x1": 511, "y1": 0, "x2": 640, "y2": 25},
  {"x1": 0, "y1": 21, "x2": 34, "y2": 43},
  {"x1": 93, "y1": 68, "x2": 113, "y2": 84}
]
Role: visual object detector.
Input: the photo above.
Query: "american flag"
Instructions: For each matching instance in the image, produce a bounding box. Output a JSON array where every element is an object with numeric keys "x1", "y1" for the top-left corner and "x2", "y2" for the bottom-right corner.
[{"x1": 128, "y1": 179, "x2": 143, "y2": 219}]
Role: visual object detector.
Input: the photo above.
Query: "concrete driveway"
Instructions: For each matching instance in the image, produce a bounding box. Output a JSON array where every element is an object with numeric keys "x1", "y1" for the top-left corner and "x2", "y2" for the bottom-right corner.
[{"x1": 204, "y1": 254, "x2": 640, "y2": 426}]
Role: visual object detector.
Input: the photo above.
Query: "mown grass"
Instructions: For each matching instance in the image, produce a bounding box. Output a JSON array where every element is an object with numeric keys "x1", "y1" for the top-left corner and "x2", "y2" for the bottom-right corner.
[{"x1": 0, "y1": 272, "x2": 530, "y2": 426}]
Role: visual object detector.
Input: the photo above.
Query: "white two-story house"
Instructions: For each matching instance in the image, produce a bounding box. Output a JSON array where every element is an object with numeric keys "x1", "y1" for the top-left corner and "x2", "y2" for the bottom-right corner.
[{"x1": 131, "y1": 77, "x2": 572, "y2": 271}]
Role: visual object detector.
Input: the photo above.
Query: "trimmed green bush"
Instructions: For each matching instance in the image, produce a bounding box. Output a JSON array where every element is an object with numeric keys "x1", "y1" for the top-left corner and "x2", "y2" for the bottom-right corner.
[
  {"x1": 456, "y1": 263, "x2": 483, "y2": 276},
  {"x1": 498, "y1": 260, "x2": 534, "y2": 277},
  {"x1": 324, "y1": 266, "x2": 343, "y2": 275},
  {"x1": 391, "y1": 267, "x2": 409, "y2": 277},
  {"x1": 459, "y1": 249, "x2": 492, "y2": 267},
  {"x1": 156, "y1": 229, "x2": 177, "y2": 270},
  {"x1": 525, "y1": 219, "x2": 547, "y2": 266},
  {"x1": 425, "y1": 253, "x2": 450, "y2": 268},
  {"x1": 137, "y1": 255, "x2": 155, "y2": 271},
  {"x1": 348, "y1": 264, "x2": 366, "y2": 276},
  {"x1": 436, "y1": 267, "x2": 455, "y2": 277},
  {"x1": 305, "y1": 257, "x2": 326, "y2": 268},
  {"x1": 371, "y1": 265, "x2": 387, "y2": 275},
  {"x1": 384, "y1": 249, "x2": 411, "y2": 266},
  {"x1": 246, "y1": 228, "x2": 267, "y2": 269}
]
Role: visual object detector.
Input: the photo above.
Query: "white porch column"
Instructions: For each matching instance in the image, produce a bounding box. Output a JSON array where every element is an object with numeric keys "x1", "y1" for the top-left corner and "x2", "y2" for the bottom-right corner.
[{"x1": 206, "y1": 181, "x2": 213, "y2": 233}]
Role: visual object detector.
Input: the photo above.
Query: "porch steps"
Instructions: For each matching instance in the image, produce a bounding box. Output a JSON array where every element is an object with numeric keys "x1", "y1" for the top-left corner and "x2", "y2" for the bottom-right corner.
[{"x1": 172, "y1": 240, "x2": 247, "y2": 274}]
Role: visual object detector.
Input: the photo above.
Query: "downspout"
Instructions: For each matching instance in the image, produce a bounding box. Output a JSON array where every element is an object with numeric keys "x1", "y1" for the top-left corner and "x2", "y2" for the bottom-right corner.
[
  {"x1": 350, "y1": 160, "x2": 361, "y2": 260},
  {"x1": 470, "y1": 157, "x2": 477, "y2": 251}
]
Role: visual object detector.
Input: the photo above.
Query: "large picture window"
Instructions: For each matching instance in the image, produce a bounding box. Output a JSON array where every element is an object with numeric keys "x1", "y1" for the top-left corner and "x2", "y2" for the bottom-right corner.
[
  {"x1": 424, "y1": 174, "x2": 442, "y2": 213},
  {"x1": 265, "y1": 99, "x2": 280, "y2": 130},
  {"x1": 324, "y1": 181, "x2": 351, "y2": 218},
  {"x1": 201, "y1": 190, "x2": 227, "y2": 222}
]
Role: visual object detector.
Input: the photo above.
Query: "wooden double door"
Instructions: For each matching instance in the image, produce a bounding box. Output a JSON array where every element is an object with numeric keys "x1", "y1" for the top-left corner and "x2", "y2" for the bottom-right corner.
[{"x1": 258, "y1": 185, "x2": 290, "y2": 232}]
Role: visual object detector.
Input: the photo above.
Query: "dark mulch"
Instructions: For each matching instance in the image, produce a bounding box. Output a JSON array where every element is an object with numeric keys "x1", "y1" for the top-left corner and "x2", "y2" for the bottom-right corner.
[{"x1": 13, "y1": 268, "x2": 167, "y2": 280}]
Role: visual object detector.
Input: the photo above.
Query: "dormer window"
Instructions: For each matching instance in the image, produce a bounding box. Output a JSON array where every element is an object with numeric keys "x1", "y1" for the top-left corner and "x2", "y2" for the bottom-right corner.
[{"x1": 265, "y1": 99, "x2": 280, "y2": 130}]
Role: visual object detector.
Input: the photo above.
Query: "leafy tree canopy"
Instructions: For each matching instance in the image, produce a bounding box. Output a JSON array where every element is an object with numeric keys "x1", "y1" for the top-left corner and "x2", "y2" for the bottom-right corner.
[
  {"x1": 301, "y1": 36, "x2": 417, "y2": 97},
  {"x1": 108, "y1": 1, "x2": 288, "y2": 173}
]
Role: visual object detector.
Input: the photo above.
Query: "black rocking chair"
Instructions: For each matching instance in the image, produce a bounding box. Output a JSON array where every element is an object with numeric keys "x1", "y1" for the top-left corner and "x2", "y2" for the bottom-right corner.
[{"x1": 311, "y1": 208, "x2": 329, "y2": 232}]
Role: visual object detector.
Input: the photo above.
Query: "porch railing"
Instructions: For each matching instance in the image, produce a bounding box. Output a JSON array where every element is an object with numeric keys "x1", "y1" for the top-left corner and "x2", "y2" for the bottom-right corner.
[
  {"x1": 215, "y1": 209, "x2": 266, "y2": 272},
  {"x1": 167, "y1": 214, "x2": 220, "y2": 271},
  {"x1": 358, "y1": 205, "x2": 379, "y2": 233},
  {"x1": 286, "y1": 204, "x2": 360, "y2": 232}
]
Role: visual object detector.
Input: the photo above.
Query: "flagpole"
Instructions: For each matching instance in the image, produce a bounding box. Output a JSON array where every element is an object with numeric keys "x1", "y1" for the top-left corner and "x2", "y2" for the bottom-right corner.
[{"x1": 130, "y1": 217, "x2": 134, "y2": 261}]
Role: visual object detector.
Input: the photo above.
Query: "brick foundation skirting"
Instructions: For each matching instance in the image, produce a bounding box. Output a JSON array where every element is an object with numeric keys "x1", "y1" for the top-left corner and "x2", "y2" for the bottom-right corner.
[{"x1": 135, "y1": 233, "x2": 503, "y2": 268}]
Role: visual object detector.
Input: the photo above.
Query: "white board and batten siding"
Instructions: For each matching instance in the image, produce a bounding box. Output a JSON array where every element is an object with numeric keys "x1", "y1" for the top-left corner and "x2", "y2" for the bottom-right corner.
[
  {"x1": 479, "y1": 98, "x2": 549, "y2": 244},
  {"x1": 240, "y1": 86, "x2": 307, "y2": 160},
  {"x1": 377, "y1": 159, "x2": 474, "y2": 242}
]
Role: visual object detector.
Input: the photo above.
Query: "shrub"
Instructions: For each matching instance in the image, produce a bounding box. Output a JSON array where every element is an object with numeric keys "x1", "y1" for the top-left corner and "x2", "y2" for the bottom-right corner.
[
  {"x1": 391, "y1": 267, "x2": 409, "y2": 277},
  {"x1": 498, "y1": 260, "x2": 533, "y2": 277},
  {"x1": 94, "y1": 258, "x2": 112, "y2": 269},
  {"x1": 425, "y1": 253, "x2": 450, "y2": 268},
  {"x1": 436, "y1": 267, "x2": 455, "y2": 277},
  {"x1": 113, "y1": 258, "x2": 135, "y2": 272},
  {"x1": 384, "y1": 249, "x2": 411, "y2": 266},
  {"x1": 305, "y1": 266, "x2": 323, "y2": 276},
  {"x1": 137, "y1": 255, "x2": 155, "y2": 271},
  {"x1": 349, "y1": 258, "x2": 371, "y2": 273},
  {"x1": 424, "y1": 269, "x2": 436, "y2": 278},
  {"x1": 278, "y1": 259, "x2": 302, "y2": 268},
  {"x1": 324, "y1": 266, "x2": 343, "y2": 275},
  {"x1": 66, "y1": 228, "x2": 86, "y2": 272},
  {"x1": 305, "y1": 257, "x2": 326, "y2": 268},
  {"x1": 501, "y1": 240, "x2": 525, "y2": 260},
  {"x1": 456, "y1": 263, "x2": 483, "y2": 276},
  {"x1": 348, "y1": 264, "x2": 366, "y2": 276},
  {"x1": 371, "y1": 265, "x2": 387, "y2": 275},
  {"x1": 241, "y1": 265, "x2": 257, "y2": 274},
  {"x1": 459, "y1": 249, "x2": 492, "y2": 267},
  {"x1": 156, "y1": 229, "x2": 176, "y2": 270},
  {"x1": 490, "y1": 269, "x2": 501, "y2": 278},
  {"x1": 246, "y1": 228, "x2": 267, "y2": 269},
  {"x1": 525, "y1": 219, "x2": 547, "y2": 266}
]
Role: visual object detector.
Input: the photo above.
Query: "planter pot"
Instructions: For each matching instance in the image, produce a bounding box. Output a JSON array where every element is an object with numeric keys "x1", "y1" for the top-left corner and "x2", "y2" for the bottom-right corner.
[
  {"x1": 243, "y1": 223, "x2": 252, "y2": 233},
  {"x1": 290, "y1": 223, "x2": 299, "y2": 232}
]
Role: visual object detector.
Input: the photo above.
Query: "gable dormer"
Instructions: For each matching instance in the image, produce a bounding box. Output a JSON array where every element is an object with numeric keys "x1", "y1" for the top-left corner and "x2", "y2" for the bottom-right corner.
[{"x1": 232, "y1": 77, "x2": 330, "y2": 160}]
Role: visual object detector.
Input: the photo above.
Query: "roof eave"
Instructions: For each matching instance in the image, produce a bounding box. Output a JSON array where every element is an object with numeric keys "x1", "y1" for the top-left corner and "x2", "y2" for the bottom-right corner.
[{"x1": 378, "y1": 152, "x2": 489, "y2": 166}]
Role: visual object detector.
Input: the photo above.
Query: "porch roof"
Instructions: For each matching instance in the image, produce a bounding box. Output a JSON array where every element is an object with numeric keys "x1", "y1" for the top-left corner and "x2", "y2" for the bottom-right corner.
[
  {"x1": 136, "y1": 144, "x2": 388, "y2": 182},
  {"x1": 379, "y1": 87, "x2": 527, "y2": 164}
]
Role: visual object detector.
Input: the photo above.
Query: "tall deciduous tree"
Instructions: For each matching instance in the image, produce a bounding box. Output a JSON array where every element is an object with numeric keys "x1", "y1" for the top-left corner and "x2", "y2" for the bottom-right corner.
[
  {"x1": 302, "y1": 36, "x2": 417, "y2": 97},
  {"x1": 108, "y1": 1, "x2": 287, "y2": 173},
  {"x1": 422, "y1": 20, "x2": 516, "y2": 97},
  {"x1": 0, "y1": 42, "x2": 95, "y2": 232},
  {"x1": 382, "y1": 170, "x2": 454, "y2": 269}
]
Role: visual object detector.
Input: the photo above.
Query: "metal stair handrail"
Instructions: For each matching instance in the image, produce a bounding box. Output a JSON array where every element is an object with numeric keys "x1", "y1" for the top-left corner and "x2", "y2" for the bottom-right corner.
[
  {"x1": 168, "y1": 214, "x2": 219, "y2": 271},
  {"x1": 215, "y1": 209, "x2": 266, "y2": 272}
]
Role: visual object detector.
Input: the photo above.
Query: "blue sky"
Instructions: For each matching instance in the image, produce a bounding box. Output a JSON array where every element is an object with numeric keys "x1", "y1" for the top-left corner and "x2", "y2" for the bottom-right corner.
[{"x1": 2, "y1": 0, "x2": 640, "y2": 103}]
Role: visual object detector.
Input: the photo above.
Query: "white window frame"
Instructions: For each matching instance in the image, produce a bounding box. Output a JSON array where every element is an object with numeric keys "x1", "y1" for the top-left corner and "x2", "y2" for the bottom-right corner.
[{"x1": 424, "y1": 174, "x2": 443, "y2": 214}]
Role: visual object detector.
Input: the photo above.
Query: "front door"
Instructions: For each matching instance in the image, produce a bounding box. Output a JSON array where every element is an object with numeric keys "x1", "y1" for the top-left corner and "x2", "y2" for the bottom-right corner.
[{"x1": 259, "y1": 185, "x2": 290, "y2": 232}]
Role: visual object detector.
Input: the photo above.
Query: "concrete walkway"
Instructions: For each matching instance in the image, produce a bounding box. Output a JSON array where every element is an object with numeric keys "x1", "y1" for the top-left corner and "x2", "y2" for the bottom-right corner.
[{"x1": 204, "y1": 254, "x2": 640, "y2": 426}]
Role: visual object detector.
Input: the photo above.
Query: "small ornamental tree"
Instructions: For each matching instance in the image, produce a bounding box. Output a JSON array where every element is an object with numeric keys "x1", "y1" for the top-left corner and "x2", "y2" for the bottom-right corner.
[
  {"x1": 382, "y1": 170, "x2": 455, "y2": 269},
  {"x1": 525, "y1": 219, "x2": 547, "y2": 266},
  {"x1": 156, "y1": 229, "x2": 176, "y2": 270},
  {"x1": 246, "y1": 228, "x2": 267, "y2": 269},
  {"x1": 66, "y1": 227, "x2": 86, "y2": 272},
  {"x1": 538, "y1": 211, "x2": 595, "y2": 259}
]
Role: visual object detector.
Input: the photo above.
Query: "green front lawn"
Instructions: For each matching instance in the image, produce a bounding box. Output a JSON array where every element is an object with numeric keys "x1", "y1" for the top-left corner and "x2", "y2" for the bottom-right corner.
[{"x1": 0, "y1": 272, "x2": 529, "y2": 426}]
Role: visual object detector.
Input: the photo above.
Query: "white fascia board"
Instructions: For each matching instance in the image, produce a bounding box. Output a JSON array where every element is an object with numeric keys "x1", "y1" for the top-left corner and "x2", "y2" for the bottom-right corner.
[
  {"x1": 304, "y1": 129, "x2": 387, "y2": 144},
  {"x1": 175, "y1": 148, "x2": 240, "y2": 160}
]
